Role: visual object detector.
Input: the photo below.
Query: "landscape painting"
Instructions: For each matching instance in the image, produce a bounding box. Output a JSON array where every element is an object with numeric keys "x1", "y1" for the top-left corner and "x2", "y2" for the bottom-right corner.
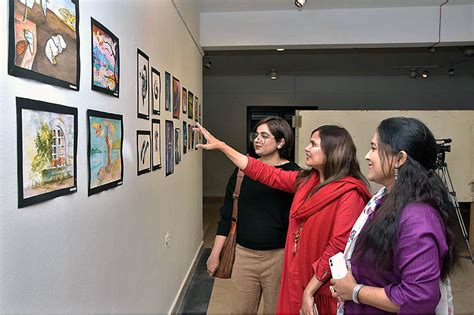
[
  {"x1": 137, "y1": 130, "x2": 151, "y2": 175},
  {"x1": 137, "y1": 48, "x2": 149, "y2": 119},
  {"x1": 151, "y1": 67, "x2": 160, "y2": 115},
  {"x1": 17, "y1": 97, "x2": 77, "y2": 208},
  {"x1": 8, "y1": 0, "x2": 80, "y2": 90},
  {"x1": 165, "y1": 120, "x2": 174, "y2": 176},
  {"x1": 172, "y1": 76, "x2": 180, "y2": 119},
  {"x1": 91, "y1": 18, "x2": 119, "y2": 97},
  {"x1": 165, "y1": 71, "x2": 171, "y2": 111},
  {"x1": 187, "y1": 91, "x2": 193, "y2": 119},
  {"x1": 87, "y1": 110, "x2": 123, "y2": 196},
  {"x1": 152, "y1": 119, "x2": 161, "y2": 171}
]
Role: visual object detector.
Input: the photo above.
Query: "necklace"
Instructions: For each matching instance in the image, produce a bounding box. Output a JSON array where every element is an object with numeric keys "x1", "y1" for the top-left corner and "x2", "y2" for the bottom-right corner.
[{"x1": 292, "y1": 224, "x2": 303, "y2": 255}]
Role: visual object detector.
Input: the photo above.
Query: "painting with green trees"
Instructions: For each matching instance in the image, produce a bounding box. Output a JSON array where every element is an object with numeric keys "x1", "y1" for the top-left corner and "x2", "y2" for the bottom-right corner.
[{"x1": 17, "y1": 97, "x2": 77, "y2": 208}]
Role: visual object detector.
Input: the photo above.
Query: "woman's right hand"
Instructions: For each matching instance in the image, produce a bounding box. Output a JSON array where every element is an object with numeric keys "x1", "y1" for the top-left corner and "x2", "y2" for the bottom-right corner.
[
  {"x1": 194, "y1": 123, "x2": 224, "y2": 151},
  {"x1": 206, "y1": 254, "x2": 220, "y2": 276},
  {"x1": 300, "y1": 290, "x2": 316, "y2": 315}
]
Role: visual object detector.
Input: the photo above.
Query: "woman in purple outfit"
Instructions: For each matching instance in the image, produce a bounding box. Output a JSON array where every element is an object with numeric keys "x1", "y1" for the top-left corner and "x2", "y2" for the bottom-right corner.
[{"x1": 330, "y1": 117, "x2": 459, "y2": 314}]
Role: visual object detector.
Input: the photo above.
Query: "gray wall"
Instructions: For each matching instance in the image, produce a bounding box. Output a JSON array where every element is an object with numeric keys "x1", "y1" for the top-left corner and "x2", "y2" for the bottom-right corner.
[{"x1": 203, "y1": 74, "x2": 474, "y2": 196}]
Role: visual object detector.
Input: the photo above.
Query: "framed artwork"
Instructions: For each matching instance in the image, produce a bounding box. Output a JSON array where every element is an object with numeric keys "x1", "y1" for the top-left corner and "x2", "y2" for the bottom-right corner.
[
  {"x1": 172, "y1": 76, "x2": 180, "y2": 119},
  {"x1": 183, "y1": 121, "x2": 187, "y2": 155},
  {"x1": 182, "y1": 87, "x2": 187, "y2": 114},
  {"x1": 187, "y1": 91, "x2": 193, "y2": 119},
  {"x1": 165, "y1": 120, "x2": 174, "y2": 176},
  {"x1": 16, "y1": 97, "x2": 77, "y2": 208},
  {"x1": 188, "y1": 123, "x2": 191, "y2": 150},
  {"x1": 8, "y1": 0, "x2": 80, "y2": 90},
  {"x1": 91, "y1": 18, "x2": 119, "y2": 97},
  {"x1": 165, "y1": 71, "x2": 171, "y2": 112},
  {"x1": 175, "y1": 128, "x2": 181, "y2": 165},
  {"x1": 136, "y1": 130, "x2": 151, "y2": 175},
  {"x1": 191, "y1": 125, "x2": 195, "y2": 150},
  {"x1": 194, "y1": 96, "x2": 199, "y2": 122},
  {"x1": 87, "y1": 109, "x2": 123, "y2": 196},
  {"x1": 151, "y1": 119, "x2": 162, "y2": 171},
  {"x1": 151, "y1": 67, "x2": 160, "y2": 115},
  {"x1": 137, "y1": 48, "x2": 149, "y2": 119}
]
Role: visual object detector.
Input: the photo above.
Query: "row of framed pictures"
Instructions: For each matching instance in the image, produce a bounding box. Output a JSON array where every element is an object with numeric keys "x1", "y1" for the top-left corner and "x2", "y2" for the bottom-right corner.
[{"x1": 16, "y1": 97, "x2": 200, "y2": 209}]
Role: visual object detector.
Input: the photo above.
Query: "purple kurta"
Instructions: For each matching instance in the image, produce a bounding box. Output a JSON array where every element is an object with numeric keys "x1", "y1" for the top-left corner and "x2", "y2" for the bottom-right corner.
[{"x1": 346, "y1": 203, "x2": 448, "y2": 314}]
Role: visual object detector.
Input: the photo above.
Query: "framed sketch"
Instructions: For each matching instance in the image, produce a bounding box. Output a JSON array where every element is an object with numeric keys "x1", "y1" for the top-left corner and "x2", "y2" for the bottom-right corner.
[
  {"x1": 8, "y1": 0, "x2": 80, "y2": 90},
  {"x1": 187, "y1": 91, "x2": 193, "y2": 119},
  {"x1": 137, "y1": 130, "x2": 151, "y2": 175},
  {"x1": 137, "y1": 48, "x2": 149, "y2": 119},
  {"x1": 16, "y1": 97, "x2": 77, "y2": 208},
  {"x1": 151, "y1": 67, "x2": 160, "y2": 115},
  {"x1": 165, "y1": 71, "x2": 171, "y2": 112},
  {"x1": 175, "y1": 128, "x2": 181, "y2": 165},
  {"x1": 91, "y1": 18, "x2": 119, "y2": 97},
  {"x1": 182, "y1": 87, "x2": 187, "y2": 114},
  {"x1": 87, "y1": 109, "x2": 123, "y2": 196},
  {"x1": 165, "y1": 120, "x2": 174, "y2": 176},
  {"x1": 195, "y1": 96, "x2": 199, "y2": 122},
  {"x1": 151, "y1": 119, "x2": 162, "y2": 171},
  {"x1": 172, "y1": 76, "x2": 180, "y2": 119},
  {"x1": 183, "y1": 121, "x2": 187, "y2": 155}
]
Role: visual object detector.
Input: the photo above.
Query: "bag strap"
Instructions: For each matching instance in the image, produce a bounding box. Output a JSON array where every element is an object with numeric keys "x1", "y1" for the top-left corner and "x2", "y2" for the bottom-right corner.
[{"x1": 231, "y1": 170, "x2": 244, "y2": 224}]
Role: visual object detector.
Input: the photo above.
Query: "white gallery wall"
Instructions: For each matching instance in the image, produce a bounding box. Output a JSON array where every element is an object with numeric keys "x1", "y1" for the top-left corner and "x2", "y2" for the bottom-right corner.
[{"x1": 0, "y1": 0, "x2": 203, "y2": 313}]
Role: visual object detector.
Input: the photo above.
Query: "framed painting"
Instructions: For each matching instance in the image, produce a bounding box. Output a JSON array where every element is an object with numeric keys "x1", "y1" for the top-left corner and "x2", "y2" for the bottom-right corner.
[
  {"x1": 137, "y1": 48, "x2": 149, "y2": 119},
  {"x1": 187, "y1": 91, "x2": 193, "y2": 119},
  {"x1": 188, "y1": 123, "x2": 191, "y2": 151},
  {"x1": 165, "y1": 71, "x2": 171, "y2": 112},
  {"x1": 165, "y1": 120, "x2": 174, "y2": 176},
  {"x1": 183, "y1": 121, "x2": 187, "y2": 155},
  {"x1": 182, "y1": 87, "x2": 187, "y2": 114},
  {"x1": 136, "y1": 130, "x2": 151, "y2": 175},
  {"x1": 194, "y1": 95, "x2": 199, "y2": 122},
  {"x1": 151, "y1": 119, "x2": 162, "y2": 171},
  {"x1": 16, "y1": 97, "x2": 78, "y2": 208},
  {"x1": 172, "y1": 76, "x2": 180, "y2": 119},
  {"x1": 191, "y1": 124, "x2": 195, "y2": 150},
  {"x1": 175, "y1": 128, "x2": 181, "y2": 165},
  {"x1": 8, "y1": 0, "x2": 80, "y2": 90},
  {"x1": 91, "y1": 17, "x2": 119, "y2": 97},
  {"x1": 151, "y1": 67, "x2": 160, "y2": 115},
  {"x1": 87, "y1": 109, "x2": 123, "y2": 196}
]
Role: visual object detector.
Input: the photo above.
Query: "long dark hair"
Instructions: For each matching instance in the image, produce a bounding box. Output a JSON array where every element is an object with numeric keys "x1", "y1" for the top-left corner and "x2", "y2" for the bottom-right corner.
[
  {"x1": 253, "y1": 116, "x2": 294, "y2": 159},
  {"x1": 354, "y1": 117, "x2": 458, "y2": 280},
  {"x1": 295, "y1": 125, "x2": 368, "y2": 194}
]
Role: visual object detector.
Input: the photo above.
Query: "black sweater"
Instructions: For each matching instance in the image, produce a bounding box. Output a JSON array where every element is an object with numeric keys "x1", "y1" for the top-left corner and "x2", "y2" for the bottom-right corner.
[{"x1": 216, "y1": 161, "x2": 300, "y2": 250}]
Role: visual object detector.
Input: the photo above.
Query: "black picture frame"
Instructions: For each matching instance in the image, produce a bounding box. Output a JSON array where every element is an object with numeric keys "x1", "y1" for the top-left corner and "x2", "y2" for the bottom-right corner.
[
  {"x1": 16, "y1": 97, "x2": 78, "y2": 208},
  {"x1": 187, "y1": 90, "x2": 194, "y2": 119},
  {"x1": 165, "y1": 71, "x2": 171, "y2": 112},
  {"x1": 165, "y1": 120, "x2": 174, "y2": 176},
  {"x1": 182, "y1": 87, "x2": 187, "y2": 114},
  {"x1": 137, "y1": 48, "x2": 149, "y2": 119},
  {"x1": 183, "y1": 120, "x2": 187, "y2": 155},
  {"x1": 8, "y1": 0, "x2": 81, "y2": 90},
  {"x1": 137, "y1": 130, "x2": 151, "y2": 175},
  {"x1": 172, "y1": 76, "x2": 180, "y2": 119},
  {"x1": 151, "y1": 67, "x2": 161, "y2": 115},
  {"x1": 151, "y1": 119, "x2": 162, "y2": 171},
  {"x1": 91, "y1": 17, "x2": 119, "y2": 97},
  {"x1": 87, "y1": 109, "x2": 123, "y2": 196}
]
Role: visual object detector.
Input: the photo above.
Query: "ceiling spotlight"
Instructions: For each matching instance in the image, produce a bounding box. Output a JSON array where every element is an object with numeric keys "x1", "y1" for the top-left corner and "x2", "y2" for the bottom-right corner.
[
  {"x1": 421, "y1": 70, "x2": 429, "y2": 79},
  {"x1": 295, "y1": 0, "x2": 306, "y2": 8},
  {"x1": 204, "y1": 57, "x2": 212, "y2": 69},
  {"x1": 448, "y1": 68, "x2": 455, "y2": 76},
  {"x1": 276, "y1": 48, "x2": 285, "y2": 52},
  {"x1": 269, "y1": 69, "x2": 278, "y2": 80},
  {"x1": 409, "y1": 68, "x2": 417, "y2": 78}
]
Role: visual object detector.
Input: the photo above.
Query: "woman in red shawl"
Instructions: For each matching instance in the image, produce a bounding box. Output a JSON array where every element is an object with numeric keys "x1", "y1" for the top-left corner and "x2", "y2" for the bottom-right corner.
[{"x1": 195, "y1": 123, "x2": 370, "y2": 315}]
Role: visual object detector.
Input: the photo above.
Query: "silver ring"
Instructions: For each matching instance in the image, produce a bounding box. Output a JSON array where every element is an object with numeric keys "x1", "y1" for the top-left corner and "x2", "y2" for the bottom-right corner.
[{"x1": 329, "y1": 285, "x2": 336, "y2": 294}]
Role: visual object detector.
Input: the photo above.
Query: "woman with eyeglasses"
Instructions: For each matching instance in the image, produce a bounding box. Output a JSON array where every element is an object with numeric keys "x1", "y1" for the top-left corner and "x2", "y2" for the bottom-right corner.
[
  {"x1": 206, "y1": 116, "x2": 300, "y2": 314},
  {"x1": 197, "y1": 122, "x2": 371, "y2": 315}
]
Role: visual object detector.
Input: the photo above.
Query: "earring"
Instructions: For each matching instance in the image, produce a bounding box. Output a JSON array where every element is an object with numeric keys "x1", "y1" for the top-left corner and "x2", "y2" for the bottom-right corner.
[{"x1": 394, "y1": 168, "x2": 399, "y2": 180}]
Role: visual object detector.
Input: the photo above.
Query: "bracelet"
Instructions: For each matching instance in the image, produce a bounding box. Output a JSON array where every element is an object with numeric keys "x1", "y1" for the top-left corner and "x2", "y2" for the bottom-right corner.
[{"x1": 352, "y1": 284, "x2": 364, "y2": 304}]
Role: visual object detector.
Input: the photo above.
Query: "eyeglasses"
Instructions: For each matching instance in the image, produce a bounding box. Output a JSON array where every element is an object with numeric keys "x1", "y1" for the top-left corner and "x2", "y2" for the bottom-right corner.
[{"x1": 249, "y1": 132, "x2": 275, "y2": 144}]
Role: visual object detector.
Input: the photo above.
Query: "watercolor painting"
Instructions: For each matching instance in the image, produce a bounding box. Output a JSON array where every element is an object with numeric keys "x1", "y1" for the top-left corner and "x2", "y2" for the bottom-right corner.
[
  {"x1": 91, "y1": 18, "x2": 119, "y2": 97},
  {"x1": 137, "y1": 48, "x2": 149, "y2": 119},
  {"x1": 152, "y1": 119, "x2": 161, "y2": 171},
  {"x1": 165, "y1": 71, "x2": 171, "y2": 112},
  {"x1": 17, "y1": 97, "x2": 77, "y2": 208},
  {"x1": 182, "y1": 87, "x2": 187, "y2": 114},
  {"x1": 175, "y1": 128, "x2": 181, "y2": 165},
  {"x1": 87, "y1": 110, "x2": 123, "y2": 196},
  {"x1": 172, "y1": 76, "x2": 180, "y2": 119},
  {"x1": 188, "y1": 90, "x2": 193, "y2": 119},
  {"x1": 151, "y1": 67, "x2": 160, "y2": 115},
  {"x1": 183, "y1": 121, "x2": 187, "y2": 155},
  {"x1": 137, "y1": 130, "x2": 151, "y2": 175},
  {"x1": 8, "y1": 0, "x2": 80, "y2": 90},
  {"x1": 165, "y1": 120, "x2": 174, "y2": 176}
]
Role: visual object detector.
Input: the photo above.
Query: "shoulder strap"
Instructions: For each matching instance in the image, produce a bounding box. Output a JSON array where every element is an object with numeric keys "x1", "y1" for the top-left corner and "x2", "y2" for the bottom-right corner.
[{"x1": 231, "y1": 169, "x2": 244, "y2": 223}]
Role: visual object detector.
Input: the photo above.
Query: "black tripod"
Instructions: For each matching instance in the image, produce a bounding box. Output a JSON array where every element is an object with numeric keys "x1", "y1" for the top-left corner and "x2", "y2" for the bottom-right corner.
[{"x1": 436, "y1": 139, "x2": 473, "y2": 262}]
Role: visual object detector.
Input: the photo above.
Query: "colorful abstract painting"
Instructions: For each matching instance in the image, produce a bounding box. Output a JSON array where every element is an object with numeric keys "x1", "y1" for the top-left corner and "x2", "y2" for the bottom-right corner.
[
  {"x1": 8, "y1": 0, "x2": 80, "y2": 90},
  {"x1": 137, "y1": 48, "x2": 149, "y2": 119},
  {"x1": 183, "y1": 121, "x2": 187, "y2": 155},
  {"x1": 165, "y1": 120, "x2": 174, "y2": 176},
  {"x1": 137, "y1": 130, "x2": 151, "y2": 175},
  {"x1": 16, "y1": 97, "x2": 77, "y2": 208},
  {"x1": 165, "y1": 71, "x2": 171, "y2": 112},
  {"x1": 91, "y1": 18, "x2": 119, "y2": 97},
  {"x1": 188, "y1": 91, "x2": 193, "y2": 119},
  {"x1": 182, "y1": 87, "x2": 187, "y2": 114},
  {"x1": 172, "y1": 76, "x2": 180, "y2": 119},
  {"x1": 87, "y1": 110, "x2": 123, "y2": 196},
  {"x1": 175, "y1": 128, "x2": 181, "y2": 165},
  {"x1": 151, "y1": 67, "x2": 160, "y2": 115},
  {"x1": 152, "y1": 119, "x2": 162, "y2": 171}
]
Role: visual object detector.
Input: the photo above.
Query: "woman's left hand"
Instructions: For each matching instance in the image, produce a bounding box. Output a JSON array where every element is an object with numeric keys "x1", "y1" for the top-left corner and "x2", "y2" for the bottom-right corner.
[{"x1": 330, "y1": 268, "x2": 357, "y2": 302}]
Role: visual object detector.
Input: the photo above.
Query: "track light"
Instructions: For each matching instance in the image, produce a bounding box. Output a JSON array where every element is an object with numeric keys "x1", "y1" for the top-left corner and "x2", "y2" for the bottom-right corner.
[
  {"x1": 295, "y1": 0, "x2": 306, "y2": 8},
  {"x1": 268, "y1": 69, "x2": 278, "y2": 80},
  {"x1": 448, "y1": 68, "x2": 455, "y2": 76},
  {"x1": 409, "y1": 69, "x2": 417, "y2": 79},
  {"x1": 204, "y1": 57, "x2": 212, "y2": 69},
  {"x1": 421, "y1": 71, "x2": 429, "y2": 79}
]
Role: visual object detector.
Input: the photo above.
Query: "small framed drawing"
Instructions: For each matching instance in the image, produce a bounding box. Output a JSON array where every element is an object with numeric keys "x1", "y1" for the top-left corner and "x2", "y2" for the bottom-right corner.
[
  {"x1": 182, "y1": 87, "x2": 187, "y2": 114},
  {"x1": 172, "y1": 76, "x2": 180, "y2": 119},
  {"x1": 165, "y1": 120, "x2": 174, "y2": 176},
  {"x1": 91, "y1": 17, "x2": 119, "y2": 97},
  {"x1": 137, "y1": 130, "x2": 151, "y2": 175},
  {"x1": 137, "y1": 48, "x2": 149, "y2": 119},
  {"x1": 16, "y1": 97, "x2": 78, "y2": 208},
  {"x1": 187, "y1": 91, "x2": 194, "y2": 120},
  {"x1": 183, "y1": 121, "x2": 187, "y2": 155},
  {"x1": 175, "y1": 128, "x2": 181, "y2": 165},
  {"x1": 151, "y1": 67, "x2": 160, "y2": 115},
  {"x1": 87, "y1": 109, "x2": 123, "y2": 196},
  {"x1": 151, "y1": 119, "x2": 162, "y2": 171},
  {"x1": 165, "y1": 71, "x2": 171, "y2": 112}
]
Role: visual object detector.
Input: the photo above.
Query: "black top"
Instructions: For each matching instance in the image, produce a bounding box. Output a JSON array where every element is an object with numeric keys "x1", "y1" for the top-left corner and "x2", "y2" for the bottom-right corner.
[{"x1": 216, "y1": 161, "x2": 301, "y2": 250}]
